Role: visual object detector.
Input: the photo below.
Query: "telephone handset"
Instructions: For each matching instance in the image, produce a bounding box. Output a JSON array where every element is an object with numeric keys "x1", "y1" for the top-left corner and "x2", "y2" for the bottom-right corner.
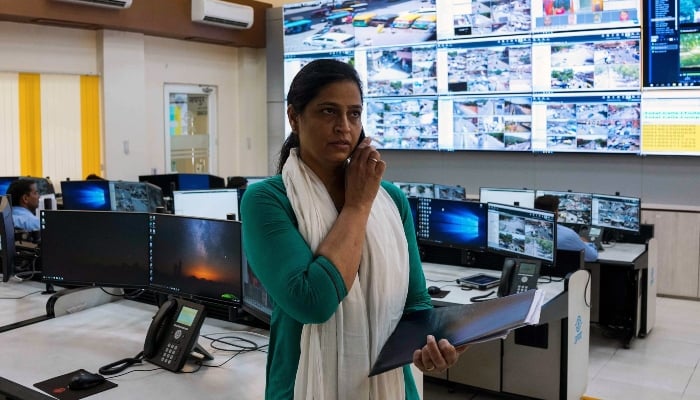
[
  {"x1": 143, "y1": 298, "x2": 207, "y2": 372},
  {"x1": 497, "y1": 258, "x2": 541, "y2": 297}
]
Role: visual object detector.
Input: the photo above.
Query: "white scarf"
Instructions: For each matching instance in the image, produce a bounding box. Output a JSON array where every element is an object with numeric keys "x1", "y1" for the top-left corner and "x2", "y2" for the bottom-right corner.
[{"x1": 283, "y1": 149, "x2": 410, "y2": 400}]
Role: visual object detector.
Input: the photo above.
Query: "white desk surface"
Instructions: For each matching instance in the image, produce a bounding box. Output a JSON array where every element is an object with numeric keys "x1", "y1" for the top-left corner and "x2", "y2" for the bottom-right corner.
[
  {"x1": 421, "y1": 262, "x2": 565, "y2": 307},
  {"x1": 0, "y1": 280, "x2": 52, "y2": 327},
  {"x1": 0, "y1": 300, "x2": 269, "y2": 399},
  {"x1": 596, "y1": 242, "x2": 647, "y2": 264}
]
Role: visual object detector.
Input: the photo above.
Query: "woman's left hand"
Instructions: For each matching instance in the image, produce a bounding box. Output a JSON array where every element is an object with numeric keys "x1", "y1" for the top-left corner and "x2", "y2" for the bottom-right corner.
[{"x1": 412, "y1": 335, "x2": 468, "y2": 373}]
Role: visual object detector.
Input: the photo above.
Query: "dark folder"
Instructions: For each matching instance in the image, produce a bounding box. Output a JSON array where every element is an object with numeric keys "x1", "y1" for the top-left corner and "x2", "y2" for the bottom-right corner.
[{"x1": 369, "y1": 289, "x2": 540, "y2": 377}]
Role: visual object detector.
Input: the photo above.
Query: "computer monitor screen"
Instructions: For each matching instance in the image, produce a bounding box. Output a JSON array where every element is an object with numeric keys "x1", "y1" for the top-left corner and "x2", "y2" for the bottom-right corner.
[
  {"x1": 535, "y1": 190, "x2": 593, "y2": 226},
  {"x1": 643, "y1": 0, "x2": 700, "y2": 87},
  {"x1": 149, "y1": 214, "x2": 242, "y2": 306},
  {"x1": 241, "y1": 253, "x2": 273, "y2": 325},
  {"x1": 480, "y1": 187, "x2": 536, "y2": 208},
  {"x1": 487, "y1": 202, "x2": 557, "y2": 264},
  {"x1": 434, "y1": 184, "x2": 466, "y2": 201},
  {"x1": 112, "y1": 181, "x2": 163, "y2": 212},
  {"x1": 0, "y1": 196, "x2": 16, "y2": 283},
  {"x1": 40, "y1": 210, "x2": 149, "y2": 287},
  {"x1": 415, "y1": 198, "x2": 487, "y2": 251},
  {"x1": 591, "y1": 193, "x2": 640, "y2": 232},
  {"x1": 0, "y1": 177, "x2": 19, "y2": 195},
  {"x1": 407, "y1": 196, "x2": 418, "y2": 233},
  {"x1": 640, "y1": 92, "x2": 700, "y2": 156},
  {"x1": 173, "y1": 189, "x2": 239, "y2": 221},
  {"x1": 393, "y1": 182, "x2": 436, "y2": 198},
  {"x1": 60, "y1": 180, "x2": 112, "y2": 211}
]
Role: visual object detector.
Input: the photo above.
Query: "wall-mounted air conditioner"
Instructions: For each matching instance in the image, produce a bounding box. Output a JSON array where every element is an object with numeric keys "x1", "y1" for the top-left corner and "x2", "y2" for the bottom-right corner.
[
  {"x1": 53, "y1": 0, "x2": 133, "y2": 8},
  {"x1": 191, "y1": 0, "x2": 254, "y2": 30}
]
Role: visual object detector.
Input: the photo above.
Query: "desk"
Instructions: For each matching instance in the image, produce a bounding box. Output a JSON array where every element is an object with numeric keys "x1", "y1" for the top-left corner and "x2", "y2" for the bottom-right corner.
[
  {"x1": 422, "y1": 262, "x2": 590, "y2": 400},
  {"x1": 0, "y1": 300, "x2": 268, "y2": 399},
  {"x1": 585, "y1": 241, "x2": 654, "y2": 348},
  {"x1": 0, "y1": 280, "x2": 53, "y2": 331}
]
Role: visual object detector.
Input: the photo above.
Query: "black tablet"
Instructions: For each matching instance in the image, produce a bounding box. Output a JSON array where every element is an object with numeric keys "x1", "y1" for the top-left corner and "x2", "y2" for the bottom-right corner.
[{"x1": 456, "y1": 273, "x2": 500, "y2": 290}]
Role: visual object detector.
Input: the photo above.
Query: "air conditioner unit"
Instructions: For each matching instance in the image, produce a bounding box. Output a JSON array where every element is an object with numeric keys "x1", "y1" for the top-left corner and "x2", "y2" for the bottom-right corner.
[
  {"x1": 53, "y1": 0, "x2": 133, "y2": 8},
  {"x1": 192, "y1": 0, "x2": 254, "y2": 30}
]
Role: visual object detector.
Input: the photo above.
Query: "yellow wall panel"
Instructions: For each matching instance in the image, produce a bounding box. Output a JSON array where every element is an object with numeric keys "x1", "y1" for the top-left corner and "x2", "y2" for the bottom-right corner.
[
  {"x1": 18, "y1": 73, "x2": 42, "y2": 176},
  {"x1": 81, "y1": 75, "x2": 102, "y2": 178}
]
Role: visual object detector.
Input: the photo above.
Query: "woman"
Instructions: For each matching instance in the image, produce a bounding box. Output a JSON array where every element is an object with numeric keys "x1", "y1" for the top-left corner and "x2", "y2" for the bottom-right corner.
[{"x1": 240, "y1": 59, "x2": 465, "y2": 400}]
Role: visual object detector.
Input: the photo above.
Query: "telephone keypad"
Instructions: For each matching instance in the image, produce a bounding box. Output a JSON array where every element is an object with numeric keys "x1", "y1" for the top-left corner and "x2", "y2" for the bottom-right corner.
[{"x1": 161, "y1": 342, "x2": 180, "y2": 364}]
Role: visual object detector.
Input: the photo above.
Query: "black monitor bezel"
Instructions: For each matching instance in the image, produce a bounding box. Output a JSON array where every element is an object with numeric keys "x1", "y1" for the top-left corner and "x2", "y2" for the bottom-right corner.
[
  {"x1": 40, "y1": 210, "x2": 150, "y2": 288},
  {"x1": 1, "y1": 196, "x2": 16, "y2": 283},
  {"x1": 148, "y1": 213, "x2": 243, "y2": 308},
  {"x1": 590, "y1": 192, "x2": 641, "y2": 233},
  {"x1": 486, "y1": 202, "x2": 557, "y2": 265},
  {"x1": 416, "y1": 197, "x2": 488, "y2": 252},
  {"x1": 535, "y1": 189, "x2": 593, "y2": 227}
]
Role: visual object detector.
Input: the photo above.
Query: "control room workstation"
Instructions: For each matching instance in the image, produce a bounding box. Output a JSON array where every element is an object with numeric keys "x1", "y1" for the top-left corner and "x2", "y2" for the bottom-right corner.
[{"x1": 0, "y1": 176, "x2": 652, "y2": 399}]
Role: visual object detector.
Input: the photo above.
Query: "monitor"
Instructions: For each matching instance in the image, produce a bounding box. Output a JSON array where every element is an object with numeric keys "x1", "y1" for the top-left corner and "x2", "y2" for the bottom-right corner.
[
  {"x1": 640, "y1": 92, "x2": 700, "y2": 156},
  {"x1": 112, "y1": 181, "x2": 163, "y2": 212},
  {"x1": 138, "y1": 173, "x2": 226, "y2": 199},
  {"x1": 535, "y1": 189, "x2": 593, "y2": 226},
  {"x1": 0, "y1": 196, "x2": 16, "y2": 283},
  {"x1": 487, "y1": 202, "x2": 557, "y2": 264},
  {"x1": 643, "y1": 0, "x2": 700, "y2": 87},
  {"x1": 60, "y1": 180, "x2": 112, "y2": 211},
  {"x1": 415, "y1": 198, "x2": 487, "y2": 251},
  {"x1": 241, "y1": 252, "x2": 273, "y2": 325},
  {"x1": 591, "y1": 193, "x2": 641, "y2": 232},
  {"x1": 0, "y1": 177, "x2": 19, "y2": 195},
  {"x1": 173, "y1": 189, "x2": 239, "y2": 221},
  {"x1": 148, "y1": 214, "x2": 242, "y2": 307},
  {"x1": 434, "y1": 184, "x2": 466, "y2": 201},
  {"x1": 407, "y1": 196, "x2": 418, "y2": 234},
  {"x1": 393, "y1": 182, "x2": 436, "y2": 198},
  {"x1": 480, "y1": 187, "x2": 536, "y2": 208},
  {"x1": 40, "y1": 210, "x2": 150, "y2": 288}
]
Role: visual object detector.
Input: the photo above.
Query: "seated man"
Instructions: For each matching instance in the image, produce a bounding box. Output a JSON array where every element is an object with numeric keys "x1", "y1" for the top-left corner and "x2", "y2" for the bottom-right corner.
[
  {"x1": 535, "y1": 195, "x2": 598, "y2": 262},
  {"x1": 6, "y1": 178, "x2": 40, "y2": 232}
]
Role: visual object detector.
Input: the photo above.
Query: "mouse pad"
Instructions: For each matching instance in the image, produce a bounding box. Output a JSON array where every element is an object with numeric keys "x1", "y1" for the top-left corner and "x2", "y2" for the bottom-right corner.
[
  {"x1": 34, "y1": 369, "x2": 117, "y2": 400},
  {"x1": 430, "y1": 290, "x2": 449, "y2": 298}
]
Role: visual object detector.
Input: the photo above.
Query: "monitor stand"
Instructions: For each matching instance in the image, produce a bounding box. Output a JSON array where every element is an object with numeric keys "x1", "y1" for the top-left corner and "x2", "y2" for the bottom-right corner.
[{"x1": 42, "y1": 283, "x2": 56, "y2": 295}]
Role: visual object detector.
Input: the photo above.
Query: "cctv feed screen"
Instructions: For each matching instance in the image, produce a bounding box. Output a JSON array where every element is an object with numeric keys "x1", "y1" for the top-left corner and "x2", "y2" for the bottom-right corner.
[
  {"x1": 415, "y1": 197, "x2": 488, "y2": 250},
  {"x1": 536, "y1": 189, "x2": 592, "y2": 225},
  {"x1": 591, "y1": 193, "x2": 640, "y2": 232},
  {"x1": 643, "y1": 0, "x2": 700, "y2": 87},
  {"x1": 280, "y1": 0, "x2": 651, "y2": 154},
  {"x1": 149, "y1": 214, "x2": 242, "y2": 305},
  {"x1": 40, "y1": 210, "x2": 150, "y2": 287},
  {"x1": 487, "y1": 202, "x2": 556, "y2": 263}
]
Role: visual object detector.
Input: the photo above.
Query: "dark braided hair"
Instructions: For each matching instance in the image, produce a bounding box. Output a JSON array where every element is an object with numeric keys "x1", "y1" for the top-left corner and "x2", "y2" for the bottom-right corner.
[{"x1": 277, "y1": 59, "x2": 363, "y2": 174}]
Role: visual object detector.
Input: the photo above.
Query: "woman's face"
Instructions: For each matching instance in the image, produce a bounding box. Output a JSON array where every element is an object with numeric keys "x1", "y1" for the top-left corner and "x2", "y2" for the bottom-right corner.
[{"x1": 288, "y1": 80, "x2": 363, "y2": 175}]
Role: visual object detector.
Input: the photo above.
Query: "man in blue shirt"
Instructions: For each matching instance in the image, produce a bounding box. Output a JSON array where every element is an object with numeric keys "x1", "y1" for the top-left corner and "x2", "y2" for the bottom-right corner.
[
  {"x1": 6, "y1": 178, "x2": 40, "y2": 232},
  {"x1": 535, "y1": 195, "x2": 598, "y2": 262}
]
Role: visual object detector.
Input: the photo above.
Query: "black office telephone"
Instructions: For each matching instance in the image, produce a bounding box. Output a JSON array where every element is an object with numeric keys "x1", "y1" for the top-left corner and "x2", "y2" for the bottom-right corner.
[
  {"x1": 497, "y1": 258, "x2": 541, "y2": 297},
  {"x1": 143, "y1": 298, "x2": 208, "y2": 372}
]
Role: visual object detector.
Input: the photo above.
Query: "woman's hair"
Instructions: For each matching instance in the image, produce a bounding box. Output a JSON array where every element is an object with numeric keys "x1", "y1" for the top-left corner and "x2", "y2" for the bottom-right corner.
[{"x1": 276, "y1": 59, "x2": 363, "y2": 174}]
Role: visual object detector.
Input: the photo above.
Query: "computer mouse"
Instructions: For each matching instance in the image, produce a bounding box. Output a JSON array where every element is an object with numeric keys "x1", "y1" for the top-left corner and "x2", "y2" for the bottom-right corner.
[
  {"x1": 427, "y1": 286, "x2": 441, "y2": 295},
  {"x1": 68, "y1": 371, "x2": 106, "y2": 391}
]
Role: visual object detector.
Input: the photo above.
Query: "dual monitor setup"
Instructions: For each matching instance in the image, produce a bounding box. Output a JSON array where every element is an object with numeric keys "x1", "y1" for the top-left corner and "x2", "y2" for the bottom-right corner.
[
  {"x1": 39, "y1": 209, "x2": 272, "y2": 326},
  {"x1": 403, "y1": 182, "x2": 642, "y2": 268}
]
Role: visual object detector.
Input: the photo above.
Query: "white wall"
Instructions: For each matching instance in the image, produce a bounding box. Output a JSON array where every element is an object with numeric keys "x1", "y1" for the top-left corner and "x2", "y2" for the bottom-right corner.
[{"x1": 0, "y1": 21, "x2": 269, "y2": 181}]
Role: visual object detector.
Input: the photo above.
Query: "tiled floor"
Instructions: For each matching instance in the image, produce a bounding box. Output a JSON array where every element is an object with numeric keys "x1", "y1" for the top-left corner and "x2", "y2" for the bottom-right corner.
[{"x1": 424, "y1": 296, "x2": 700, "y2": 400}]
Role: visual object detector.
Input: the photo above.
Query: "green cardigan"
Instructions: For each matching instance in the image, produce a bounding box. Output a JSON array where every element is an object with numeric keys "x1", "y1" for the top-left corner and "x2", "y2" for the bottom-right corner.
[{"x1": 240, "y1": 175, "x2": 432, "y2": 400}]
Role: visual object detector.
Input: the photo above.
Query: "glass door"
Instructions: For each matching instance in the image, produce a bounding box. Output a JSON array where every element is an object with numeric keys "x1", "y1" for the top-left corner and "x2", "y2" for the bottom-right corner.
[{"x1": 164, "y1": 84, "x2": 217, "y2": 174}]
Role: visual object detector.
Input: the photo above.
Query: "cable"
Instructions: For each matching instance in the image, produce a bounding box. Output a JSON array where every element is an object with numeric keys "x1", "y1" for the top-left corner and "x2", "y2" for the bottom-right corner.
[
  {"x1": 0, "y1": 290, "x2": 43, "y2": 300},
  {"x1": 469, "y1": 290, "x2": 495, "y2": 302},
  {"x1": 98, "y1": 351, "x2": 144, "y2": 375}
]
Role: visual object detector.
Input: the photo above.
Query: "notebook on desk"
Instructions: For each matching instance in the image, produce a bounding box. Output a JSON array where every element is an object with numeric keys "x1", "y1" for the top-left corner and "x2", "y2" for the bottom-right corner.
[{"x1": 369, "y1": 289, "x2": 545, "y2": 377}]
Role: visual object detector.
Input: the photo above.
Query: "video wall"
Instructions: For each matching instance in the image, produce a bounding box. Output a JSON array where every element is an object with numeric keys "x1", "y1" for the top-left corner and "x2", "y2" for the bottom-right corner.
[{"x1": 281, "y1": 0, "x2": 700, "y2": 156}]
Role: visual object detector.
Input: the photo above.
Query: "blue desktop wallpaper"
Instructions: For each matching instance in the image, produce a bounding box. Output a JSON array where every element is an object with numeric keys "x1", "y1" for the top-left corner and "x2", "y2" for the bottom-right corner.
[
  {"x1": 419, "y1": 199, "x2": 487, "y2": 250},
  {"x1": 61, "y1": 181, "x2": 111, "y2": 211}
]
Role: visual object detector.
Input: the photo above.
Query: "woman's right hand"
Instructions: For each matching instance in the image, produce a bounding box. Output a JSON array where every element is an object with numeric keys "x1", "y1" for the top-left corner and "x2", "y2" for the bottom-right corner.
[{"x1": 344, "y1": 137, "x2": 385, "y2": 210}]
